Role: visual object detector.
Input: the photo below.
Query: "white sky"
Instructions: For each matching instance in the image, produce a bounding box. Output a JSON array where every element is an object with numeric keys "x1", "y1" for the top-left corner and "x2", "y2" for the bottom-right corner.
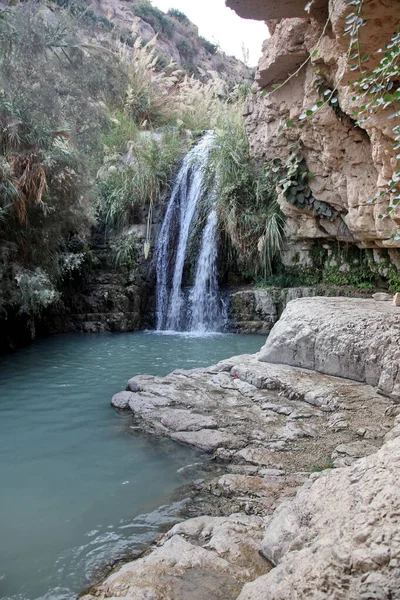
[{"x1": 151, "y1": 0, "x2": 268, "y2": 66}]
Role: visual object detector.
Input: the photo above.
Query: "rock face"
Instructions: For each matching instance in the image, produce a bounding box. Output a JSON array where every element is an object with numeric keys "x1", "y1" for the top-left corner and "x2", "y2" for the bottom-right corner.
[
  {"x1": 81, "y1": 514, "x2": 270, "y2": 600},
  {"x1": 89, "y1": 0, "x2": 251, "y2": 85},
  {"x1": 114, "y1": 352, "x2": 394, "y2": 472},
  {"x1": 229, "y1": 286, "x2": 373, "y2": 333},
  {"x1": 238, "y1": 431, "x2": 400, "y2": 600},
  {"x1": 63, "y1": 229, "x2": 152, "y2": 334},
  {"x1": 259, "y1": 296, "x2": 400, "y2": 399},
  {"x1": 226, "y1": 0, "x2": 400, "y2": 263}
]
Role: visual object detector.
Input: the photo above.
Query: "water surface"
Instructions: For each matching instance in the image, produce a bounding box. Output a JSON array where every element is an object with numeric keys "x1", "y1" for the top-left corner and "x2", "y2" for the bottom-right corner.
[{"x1": 0, "y1": 331, "x2": 263, "y2": 600}]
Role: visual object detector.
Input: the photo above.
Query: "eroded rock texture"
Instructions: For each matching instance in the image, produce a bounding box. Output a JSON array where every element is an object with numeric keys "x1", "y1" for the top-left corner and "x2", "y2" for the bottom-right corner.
[
  {"x1": 259, "y1": 296, "x2": 400, "y2": 399},
  {"x1": 227, "y1": 0, "x2": 400, "y2": 261},
  {"x1": 238, "y1": 431, "x2": 400, "y2": 600},
  {"x1": 229, "y1": 285, "x2": 372, "y2": 333}
]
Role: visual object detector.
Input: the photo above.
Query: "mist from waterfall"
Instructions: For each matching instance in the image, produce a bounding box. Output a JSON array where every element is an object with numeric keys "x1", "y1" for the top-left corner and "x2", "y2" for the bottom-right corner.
[{"x1": 155, "y1": 133, "x2": 225, "y2": 333}]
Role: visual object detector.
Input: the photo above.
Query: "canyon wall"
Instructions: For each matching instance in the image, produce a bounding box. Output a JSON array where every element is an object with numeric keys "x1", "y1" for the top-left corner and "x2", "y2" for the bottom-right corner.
[{"x1": 227, "y1": 0, "x2": 400, "y2": 267}]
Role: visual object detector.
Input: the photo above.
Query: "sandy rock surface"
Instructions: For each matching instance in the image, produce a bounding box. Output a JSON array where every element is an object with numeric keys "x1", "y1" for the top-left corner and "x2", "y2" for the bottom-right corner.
[
  {"x1": 259, "y1": 297, "x2": 400, "y2": 398},
  {"x1": 238, "y1": 431, "x2": 400, "y2": 600},
  {"x1": 226, "y1": 0, "x2": 400, "y2": 254}
]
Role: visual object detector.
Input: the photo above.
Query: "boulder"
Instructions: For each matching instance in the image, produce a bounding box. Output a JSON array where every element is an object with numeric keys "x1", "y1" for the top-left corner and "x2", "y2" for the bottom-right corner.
[{"x1": 259, "y1": 297, "x2": 400, "y2": 399}]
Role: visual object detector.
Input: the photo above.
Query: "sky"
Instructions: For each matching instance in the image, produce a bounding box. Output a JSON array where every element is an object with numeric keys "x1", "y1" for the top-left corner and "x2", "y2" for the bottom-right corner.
[{"x1": 151, "y1": 0, "x2": 269, "y2": 66}]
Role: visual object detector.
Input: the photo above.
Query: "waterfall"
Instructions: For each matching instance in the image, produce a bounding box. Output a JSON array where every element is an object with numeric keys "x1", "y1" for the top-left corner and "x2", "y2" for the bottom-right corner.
[
  {"x1": 155, "y1": 133, "x2": 225, "y2": 333},
  {"x1": 188, "y1": 210, "x2": 224, "y2": 333}
]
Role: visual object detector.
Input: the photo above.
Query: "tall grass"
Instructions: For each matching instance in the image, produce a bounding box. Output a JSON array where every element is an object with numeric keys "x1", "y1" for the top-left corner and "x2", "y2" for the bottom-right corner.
[
  {"x1": 207, "y1": 107, "x2": 285, "y2": 278},
  {"x1": 97, "y1": 126, "x2": 186, "y2": 230}
]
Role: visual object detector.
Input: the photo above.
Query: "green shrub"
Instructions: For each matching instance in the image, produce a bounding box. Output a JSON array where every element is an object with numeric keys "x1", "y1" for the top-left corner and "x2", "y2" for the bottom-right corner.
[
  {"x1": 111, "y1": 232, "x2": 138, "y2": 269},
  {"x1": 13, "y1": 268, "x2": 60, "y2": 315},
  {"x1": 97, "y1": 129, "x2": 186, "y2": 230},
  {"x1": 0, "y1": 4, "x2": 126, "y2": 319},
  {"x1": 205, "y1": 108, "x2": 285, "y2": 279},
  {"x1": 132, "y1": 2, "x2": 175, "y2": 39},
  {"x1": 177, "y1": 39, "x2": 195, "y2": 61},
  {"x1": 200, "y1": 36, "x2": 217, "y2": 55},
  {"x1": 167, "y1": 9, "x2": 190, "y2": 25}
]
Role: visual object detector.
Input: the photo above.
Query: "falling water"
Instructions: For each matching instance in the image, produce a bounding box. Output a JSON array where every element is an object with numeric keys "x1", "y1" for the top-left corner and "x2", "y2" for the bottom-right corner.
[
  {"x1": 188, "y1": 210, "x2": 224, "y2": 332},
  {"x1": 155, "y1": 133, "x2": 225, "y2": 333}
]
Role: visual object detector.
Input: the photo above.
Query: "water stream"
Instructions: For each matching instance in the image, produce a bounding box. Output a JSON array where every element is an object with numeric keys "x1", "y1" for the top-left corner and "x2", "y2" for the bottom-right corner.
[{"x1": 0, "y1": 331, "x2": 263, "y2": 600}]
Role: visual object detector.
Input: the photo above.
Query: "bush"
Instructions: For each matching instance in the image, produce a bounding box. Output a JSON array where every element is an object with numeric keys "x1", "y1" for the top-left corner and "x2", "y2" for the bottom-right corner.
[
  {"x1": 122, "y1": 38, "x2": 179, "y2": 127},
  {"x1": 167, "y1": 9, "x2": 190, "y2": 25},
  {"x1": 206, "y1": 108, "x2": 285, "y2": 279},
  {"x1": 0, "y1": 4, "x2": 126, "y2": 318},
  {"x1": 177, "y1": 39, "x2": 195, "y2": 61},
  {"x1": 200, "y1": 36, "x2": 217, "y2": 55},
  {"x1": 97, "y1": 129, "x2": 186, "y2": 230},
  {"x1": 111, "y1": 231, "x2": 138, "y2": 269},
  {"x1": 132, "y1": 2, "x2": 175, "y2": 39},
  {"x1": 13, "y1": 268, "x2": 60, "y2": 315}
]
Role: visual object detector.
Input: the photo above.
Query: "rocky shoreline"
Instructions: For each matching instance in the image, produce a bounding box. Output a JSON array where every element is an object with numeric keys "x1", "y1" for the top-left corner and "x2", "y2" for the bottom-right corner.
[{"x1": 82, "y1": 297, "x2": 400, "y2": 599}]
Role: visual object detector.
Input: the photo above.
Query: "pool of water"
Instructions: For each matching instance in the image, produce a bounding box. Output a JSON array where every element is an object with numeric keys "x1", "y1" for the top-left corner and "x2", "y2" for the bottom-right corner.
[{"x1": 0, "y1": 331, "x2": 263, "y2": 600}]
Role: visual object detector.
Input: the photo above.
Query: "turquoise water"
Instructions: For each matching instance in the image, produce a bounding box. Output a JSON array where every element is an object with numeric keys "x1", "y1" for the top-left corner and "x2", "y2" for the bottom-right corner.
[{"x1": 0, "y1": 331, "x2": 263, "y2": 600}]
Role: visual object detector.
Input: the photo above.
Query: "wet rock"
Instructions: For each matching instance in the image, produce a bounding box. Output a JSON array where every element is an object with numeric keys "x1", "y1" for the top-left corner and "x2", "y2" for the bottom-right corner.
[
  {"x1": 110, "y1": 391, "x2": 133, "y2": 409},
  {"x1": 81, "y1": 514, "x2": 270, "y2": 600}
]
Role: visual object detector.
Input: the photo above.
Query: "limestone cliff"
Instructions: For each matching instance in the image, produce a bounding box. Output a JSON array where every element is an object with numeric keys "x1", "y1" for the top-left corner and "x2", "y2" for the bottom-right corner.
[{"x1": 227, "y1": 0, "x2": 400, "y2": 267}]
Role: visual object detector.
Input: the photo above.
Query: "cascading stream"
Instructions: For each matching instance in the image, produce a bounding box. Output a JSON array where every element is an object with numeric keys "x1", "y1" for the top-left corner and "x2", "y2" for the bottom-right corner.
[
  {"x1": 155, "y1": 133, "x2": 225, "y2": 333},
  {"x1": 188, "y1": 209, "x2": 225, "y2": 333}
]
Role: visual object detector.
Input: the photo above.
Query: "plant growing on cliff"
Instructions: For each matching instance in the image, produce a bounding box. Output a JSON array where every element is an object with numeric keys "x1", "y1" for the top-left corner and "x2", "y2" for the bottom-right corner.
[
  {"x1": 97, "y1": 127, "x2": 186, "y2": 230},
  {"x1": 207, "y1": 108, "x2": 285, "y2": 278},
  {"x1": 167, "y1": 9, "x2": 190, "y2": 25},
  {"x1": 132, "y1": 1, "x2": 175, "y2": 39},
  {"x1": 259, "y1": 1, "x2": 400, "y2": 239},
  {"x1": 349, "y1": 28, "x2": 400, "y2": 225},
  {"x1": 272, "y1": 145, "x2": 336, "y2": 220}
]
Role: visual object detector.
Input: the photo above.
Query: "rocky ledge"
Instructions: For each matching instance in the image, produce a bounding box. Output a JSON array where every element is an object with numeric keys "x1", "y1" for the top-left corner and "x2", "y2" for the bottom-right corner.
[
  {"x1": 82, "y1": 297, "x2": 400, "y2": 599},
  {"x1": 228, "y1": 286, "x2": 375, "y2": 334}
]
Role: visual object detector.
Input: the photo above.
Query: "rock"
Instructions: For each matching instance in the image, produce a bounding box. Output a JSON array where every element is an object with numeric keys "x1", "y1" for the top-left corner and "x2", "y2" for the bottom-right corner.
[
  {"x1": 332, "y1": 440, "x2": 378, "y2": 467},
  {"x1": 372, "y1": 292, "x2": 392, "y2": 302},
  {"x1": 110, "y1": 391, "x2": 133, "y2": 409},
  {"x1": 97, "y1": 294, "x2": 400, "y2": 599},
  {"x1": 81, "y1": 514, "x2": 270, "y2": 600},
  {"x1": 236, "y1": 447, "x2": 284, "y2": 467},
  {"x1": 227, "y1": 0, "x2": 400, "y2": 256},
  {"x1": 170, "y1": 430, "x2": 239, "y2": 453},
  {"x1": 259, "y1": 297, "x2": 400, "y2": 399},
  {"x1": 259, "y1": 498, "x2": 303, "y2": 565},
  {"x1": 109, "y1": 349, "x2": 393, "y2": 476},
  {"x1": 393, "y1": 292, "x2": 400, "y2": 307},
  {"x1": 160, "y1": 409, "x2": 217, "y2": 432},
  {"x1": 229, "y1": 290, "x2": 277, "y2": 334},
  {"x1": 259, "y1": 468, "x2": 285, "y2": 477},
  {"x1": 228, "y1": 286, "x2": 371, "y2": 334},
  {"x1": 237, "y1": 436, "x2": 400, "y2": 600}
]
